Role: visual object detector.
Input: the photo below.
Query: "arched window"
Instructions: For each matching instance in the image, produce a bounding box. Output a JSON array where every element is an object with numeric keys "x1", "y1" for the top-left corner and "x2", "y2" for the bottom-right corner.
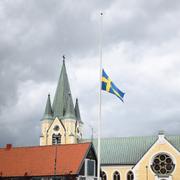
[
  {"x1": 113, "y1": 171, "x2": 120, "y2": 180},
  {"x1": 52, "y1": 133, "x2": 61, "y2": 144},
  {"x1": 102, "y1": 171, "x2": 107, "y2": 180},
  {"x1": 127, "y1": 171, "x2": 134, "y2": 180}
]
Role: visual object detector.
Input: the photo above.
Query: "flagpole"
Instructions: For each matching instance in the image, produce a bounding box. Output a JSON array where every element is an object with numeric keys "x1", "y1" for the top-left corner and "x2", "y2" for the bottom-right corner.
[{"x1": 97, "y1": 12, "x2": 103, "y2": 180}]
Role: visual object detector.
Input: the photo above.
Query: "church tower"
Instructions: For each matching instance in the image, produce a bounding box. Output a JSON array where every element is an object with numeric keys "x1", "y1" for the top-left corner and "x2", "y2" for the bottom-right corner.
[{"x1": 40, "y1": 57, "x2": 83, "y2": 146}]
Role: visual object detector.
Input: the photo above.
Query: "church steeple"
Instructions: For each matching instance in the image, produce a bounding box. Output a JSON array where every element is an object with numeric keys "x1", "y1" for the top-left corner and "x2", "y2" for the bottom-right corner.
[
  {"x1": 52, "y1": 56, "x2": 75, "y2": 119},
  {"x1": 40, "y1": 56, "x2": 83, "y2": 146},
  {"x1": 64, "y1": 93, "x2": 76, "y2": 119},
  {"x1": 43, "y1": 94, "x2": 53, "y2": 120},
  {"x1": 75, "y1": 98, "x2": 83, "y2": 123}
]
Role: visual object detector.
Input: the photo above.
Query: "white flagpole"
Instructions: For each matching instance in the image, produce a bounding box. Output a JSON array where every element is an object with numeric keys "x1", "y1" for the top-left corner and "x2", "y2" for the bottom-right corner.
[{"x1": 97, "y1": 12, "x2": 103, "y2": 180}]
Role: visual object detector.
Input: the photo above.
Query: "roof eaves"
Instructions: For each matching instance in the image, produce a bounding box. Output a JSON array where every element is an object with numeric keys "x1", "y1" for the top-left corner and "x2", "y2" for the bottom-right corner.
[
  {"x1": 101, "y1": 163, "x2": 135, "y2": 166},
  {"x1": 132, "y1": 137, "x2": 158, "y2": 170},
  {"x1": 164, "y1": 136, "x2": 180, "y2": 153},
  {"x1": 76, "y1": 143, "x2": 92, "y2": 175}
]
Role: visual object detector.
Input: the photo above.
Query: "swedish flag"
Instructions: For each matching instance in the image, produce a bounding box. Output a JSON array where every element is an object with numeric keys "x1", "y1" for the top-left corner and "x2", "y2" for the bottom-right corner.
[{"x1": 101, "y1": 69, "x2": 125, "y2": 102}]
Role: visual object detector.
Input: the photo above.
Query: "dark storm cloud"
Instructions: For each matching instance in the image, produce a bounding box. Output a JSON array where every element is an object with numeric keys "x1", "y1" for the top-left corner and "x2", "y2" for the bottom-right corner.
[
  {"x1": 0, "y1": 0, "x2": 180, "y2": 146},
  {"x1": 0, "y1": 0, "x2": 112, "y2": 108}
]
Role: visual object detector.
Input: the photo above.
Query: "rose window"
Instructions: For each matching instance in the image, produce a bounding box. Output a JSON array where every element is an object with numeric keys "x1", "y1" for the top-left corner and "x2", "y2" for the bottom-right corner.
[{"x1": 151, "y1": 153, "x2": 175, "y2": 175}]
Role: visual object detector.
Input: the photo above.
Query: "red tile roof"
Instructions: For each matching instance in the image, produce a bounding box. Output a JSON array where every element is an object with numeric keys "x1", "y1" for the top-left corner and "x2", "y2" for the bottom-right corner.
[{"x1": 0, "y1": 143, "x2": 91, "y2": 177}]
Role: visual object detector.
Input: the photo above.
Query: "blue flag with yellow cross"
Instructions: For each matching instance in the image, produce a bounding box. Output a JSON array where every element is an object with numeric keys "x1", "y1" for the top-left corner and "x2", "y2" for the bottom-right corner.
[{"x1": 101, "y1": 69, "x2": 125, "y2": 102}]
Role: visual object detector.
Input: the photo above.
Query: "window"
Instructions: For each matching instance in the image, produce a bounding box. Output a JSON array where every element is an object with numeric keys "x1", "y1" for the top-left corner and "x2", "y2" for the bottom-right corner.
[
  {"x1": 102, "y1": 171, "x2": 107, "y2": 180},
  {"x1": 151, "y1": 153, "x2": 175, "y2": 175},
  {"x1": 53, "y1": 125, "x2": 60, "y2": 131},
  {"x1": 113, "y1": 171, "x2": 120, "y2": 180},
  {"x1": 78, "y1": 177, "x2": 86, "y2": 180},
  {"x1": 52, "y1": 133, "x2": 61, "y2": 144},
  {"x1": 127, "y1": 171, "x2": 134, "y2": 180},
  {"x1": 87, "y1": 160, "x2": 95, "y2": 176}
]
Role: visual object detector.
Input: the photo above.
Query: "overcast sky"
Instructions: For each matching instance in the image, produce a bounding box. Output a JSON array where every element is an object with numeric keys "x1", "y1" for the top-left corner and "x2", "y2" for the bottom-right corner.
[{"x1": 0, "y1": 0, "x2": 180, "y2": 147}]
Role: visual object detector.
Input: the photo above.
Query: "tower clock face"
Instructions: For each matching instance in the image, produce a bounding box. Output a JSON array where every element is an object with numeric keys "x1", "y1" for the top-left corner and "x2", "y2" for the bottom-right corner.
[{"x1": 53, "y1": 125, "x2": 60, "y2": 131}]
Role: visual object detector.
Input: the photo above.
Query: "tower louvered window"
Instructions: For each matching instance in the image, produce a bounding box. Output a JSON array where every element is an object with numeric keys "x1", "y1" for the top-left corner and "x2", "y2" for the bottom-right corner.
[
  {"x1": 113, "y1": 171, "x2": 120, "y2": 180},
  {"x1": 127, "y1": 171, "x2": 134, "y2": 180},
  {"x1": 52, "y1": 133, "x2": 61, "y2": 144}
]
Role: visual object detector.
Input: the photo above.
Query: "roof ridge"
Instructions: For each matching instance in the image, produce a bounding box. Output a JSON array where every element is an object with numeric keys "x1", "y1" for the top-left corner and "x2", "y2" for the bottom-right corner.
[
  {"x1": 95, "y1": 134, "x2": 180, "y2": 140},
  {"x1": 93, "y1": 135, "x2": 157, "y2": 140},
  {"x1": 0, "y1": 142, "x2": 91, "y2": 150}
]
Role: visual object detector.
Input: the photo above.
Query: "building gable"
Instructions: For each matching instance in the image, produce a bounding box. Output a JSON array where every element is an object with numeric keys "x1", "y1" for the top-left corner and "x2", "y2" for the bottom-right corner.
[
  {"x1": 133, "y1": 134, "x2": 180, "y2": 179},
  {"x1": 46, "y1": 117, "x2": 66, "y2": 144},
  {"x1": 78, "y1": 144, "x2": 97, "y2": 178},
  {"x1": 47, "y1": 117, "x2": 66, "y2": 134},
  {"x1": 90, "y1": 135, "x2": 180, "y2": 166},
  {"x1": 91, "y1": 136, "x2": 157, "y2": 165}
]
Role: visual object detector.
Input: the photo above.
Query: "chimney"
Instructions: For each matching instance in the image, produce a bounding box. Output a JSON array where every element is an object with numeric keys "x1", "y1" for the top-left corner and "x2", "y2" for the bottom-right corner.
[{"x1": 6, "y1": 144, "x2": 12, "y2": 150}]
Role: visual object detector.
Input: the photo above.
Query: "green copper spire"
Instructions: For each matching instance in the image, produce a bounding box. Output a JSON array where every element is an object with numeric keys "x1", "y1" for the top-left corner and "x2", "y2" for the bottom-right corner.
[
  {"x1": 43, "y1": 94, "x2": 53, "y2": 120},
  {"x1": 64, "y1": 93, "x2": 76, "y2": 119},
  {"x1": 75, "y1": 98, "x2": 82, "y2": 123},
  {"x1": 52, "y1": 57, "x2": 75, "y2": 119}
]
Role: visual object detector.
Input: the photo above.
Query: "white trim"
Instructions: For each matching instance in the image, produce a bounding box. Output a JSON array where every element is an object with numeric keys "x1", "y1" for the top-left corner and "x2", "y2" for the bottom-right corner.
[
  {"x1": 157, "y1": 134, "x2": 166, "y2": 144},
  {"x1": 155, "y1": 176, "x2": 172, "y2": 180},
  {"x1": 164, "y1": 137, "x2": 180, "y2": 154},
  {"x1": 85, "y1": 159, "x2": 96, "y2": 177}
]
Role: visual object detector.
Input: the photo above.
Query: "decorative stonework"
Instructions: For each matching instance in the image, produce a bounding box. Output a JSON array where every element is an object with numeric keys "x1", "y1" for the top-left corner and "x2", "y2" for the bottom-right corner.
[{"x1": 151, "y1": 153, "x2": 175, "y2": 176}]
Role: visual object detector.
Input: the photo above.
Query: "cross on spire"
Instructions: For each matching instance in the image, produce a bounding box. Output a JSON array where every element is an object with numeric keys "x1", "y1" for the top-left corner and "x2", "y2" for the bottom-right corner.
[{"x1": 62, "y1": 55, "x2": 65, "y2": 64}]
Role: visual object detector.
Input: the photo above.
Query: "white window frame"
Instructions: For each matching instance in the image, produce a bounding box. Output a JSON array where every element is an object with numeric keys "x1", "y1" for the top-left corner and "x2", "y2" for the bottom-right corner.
[
  {"x1": 155, "y1": 176, "x2": 172, "y2": 180},
  {"x1": 85, "y1": 159, "x2": 96, "y2": 177}
]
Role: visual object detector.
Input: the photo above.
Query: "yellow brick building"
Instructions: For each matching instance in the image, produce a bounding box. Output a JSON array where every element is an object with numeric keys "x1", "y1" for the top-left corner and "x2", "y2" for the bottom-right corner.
[{"x1": 40, "y1": 59, "x2": 180, "y2": 180}]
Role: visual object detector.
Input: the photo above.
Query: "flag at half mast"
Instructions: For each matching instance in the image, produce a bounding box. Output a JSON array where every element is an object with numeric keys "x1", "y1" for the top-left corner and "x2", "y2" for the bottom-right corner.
[{"x1": 101, "y1": 69, "x2": 125, "y2": 102}]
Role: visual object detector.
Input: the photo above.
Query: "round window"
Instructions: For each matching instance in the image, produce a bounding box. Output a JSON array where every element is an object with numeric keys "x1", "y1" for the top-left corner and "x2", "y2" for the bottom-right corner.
[
  {"x1": 53, "y1": 125, "x2": 60, "y2": 131},
  {"x1": 151, "y1": 153, "x2": 175, "y2": 175}
]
